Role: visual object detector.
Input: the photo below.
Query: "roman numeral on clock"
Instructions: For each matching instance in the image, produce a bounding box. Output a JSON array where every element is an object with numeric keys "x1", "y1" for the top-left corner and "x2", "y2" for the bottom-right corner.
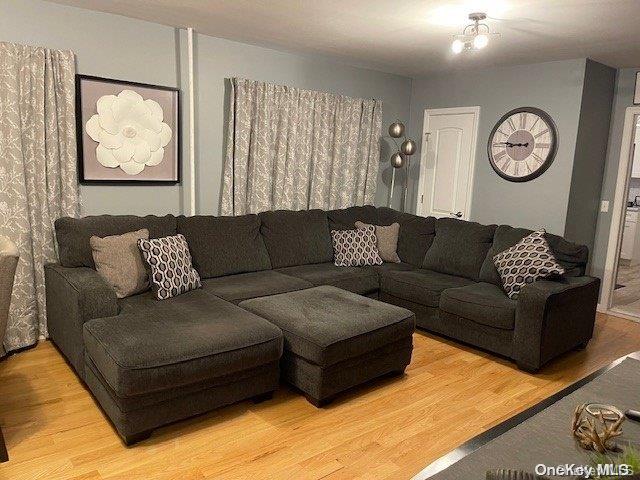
[
  {"x1": 534, "y1": 128, "x2": 549, "y2": 139},
  {"x1": 493, "y1": 150, "x2": 507, "y2": 161},
  {"x1": 529, "y1": 116, "x2": 540, "y2": 131}
]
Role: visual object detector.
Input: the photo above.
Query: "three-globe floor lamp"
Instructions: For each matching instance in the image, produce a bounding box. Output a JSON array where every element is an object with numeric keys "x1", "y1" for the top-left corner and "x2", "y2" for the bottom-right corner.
[{"x1": 387, "y1": 121, "x2": 417, "y2": 212}]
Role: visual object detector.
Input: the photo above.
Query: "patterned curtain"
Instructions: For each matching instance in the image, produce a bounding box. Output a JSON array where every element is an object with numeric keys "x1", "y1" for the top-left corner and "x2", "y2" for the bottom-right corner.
[
  {"x1": 221, "y1": 78, "x2": 383, "y2": 215},
  {"x1": 0, "y1": 42, "x2": 80, "y2": 354}
]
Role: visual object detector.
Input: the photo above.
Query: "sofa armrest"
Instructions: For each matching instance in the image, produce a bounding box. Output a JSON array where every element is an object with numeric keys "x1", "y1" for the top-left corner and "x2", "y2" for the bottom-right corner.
[
  {"x1": 45, "y1": 264, "x2": 118, "y2": 377},
  {"x1": 513, "y1": 276, "x2": 600, "y2": 372}
]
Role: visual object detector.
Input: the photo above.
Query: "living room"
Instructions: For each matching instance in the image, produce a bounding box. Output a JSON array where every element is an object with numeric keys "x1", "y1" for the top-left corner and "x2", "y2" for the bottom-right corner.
[{"x1": 1, "y1": 0, "x2": 640, "y2": 478}]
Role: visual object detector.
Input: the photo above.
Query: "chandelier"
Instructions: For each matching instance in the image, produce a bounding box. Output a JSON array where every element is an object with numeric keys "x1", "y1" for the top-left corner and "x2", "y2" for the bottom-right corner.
[{"x1": 451, "y1": 12, "x2": 499, "y2": 54}]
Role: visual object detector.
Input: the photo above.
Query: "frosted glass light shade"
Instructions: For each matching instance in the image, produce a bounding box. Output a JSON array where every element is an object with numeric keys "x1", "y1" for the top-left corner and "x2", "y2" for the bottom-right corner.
[{"x1": 473, "y1": 33, "x2": 489, "y2": 49}]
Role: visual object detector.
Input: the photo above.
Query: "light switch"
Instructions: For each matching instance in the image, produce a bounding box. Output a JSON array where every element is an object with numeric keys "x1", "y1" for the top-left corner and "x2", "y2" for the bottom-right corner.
[{"x1": 600, "y1": 200, "x2": 609, "y2": 213}]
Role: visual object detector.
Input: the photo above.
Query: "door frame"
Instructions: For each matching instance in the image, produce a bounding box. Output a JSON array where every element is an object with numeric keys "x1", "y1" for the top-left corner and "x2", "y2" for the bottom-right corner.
[
  {"x1": 600, "y1": 106, "x2": 640, "y2": 316},
  {"x1": 416, "y1": 106, "x2": 481, "y2": 219}
]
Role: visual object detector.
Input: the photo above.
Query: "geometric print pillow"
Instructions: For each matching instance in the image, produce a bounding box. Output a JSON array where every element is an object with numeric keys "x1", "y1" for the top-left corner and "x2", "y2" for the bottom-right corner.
[
  {"x1": 331, "y1": 225, "x2": 383, "y2": 267},
  {"x1": 493, "y1": 229, "x2": 565, "y2": 299},
  {"x1": 137, "y1": 234, "x2": 202, "y2": 300}
]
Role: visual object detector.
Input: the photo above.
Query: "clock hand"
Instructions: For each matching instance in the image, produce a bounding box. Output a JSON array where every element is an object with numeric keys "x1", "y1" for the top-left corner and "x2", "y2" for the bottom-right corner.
[{"x1": 495, "y1": 141, "x2": 515, "y2": 147}]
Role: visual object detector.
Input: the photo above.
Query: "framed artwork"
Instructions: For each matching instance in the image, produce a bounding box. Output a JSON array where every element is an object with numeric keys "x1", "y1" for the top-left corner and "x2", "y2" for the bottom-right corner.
[
  {"x1": 635, "y1": 72, "x2": 640, "y2": 105},
  {"x1": 76, "y1": 74, "x2": 180, "y2": 184}
]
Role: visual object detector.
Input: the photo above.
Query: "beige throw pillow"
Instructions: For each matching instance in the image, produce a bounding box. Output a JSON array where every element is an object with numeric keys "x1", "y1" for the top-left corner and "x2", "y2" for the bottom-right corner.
[
  {"x1": 90, "y1": 229, "x2": 150, "y2": 298},
  {"x1": 355, "y1": 221, "x2": 401, "y2": 263}
]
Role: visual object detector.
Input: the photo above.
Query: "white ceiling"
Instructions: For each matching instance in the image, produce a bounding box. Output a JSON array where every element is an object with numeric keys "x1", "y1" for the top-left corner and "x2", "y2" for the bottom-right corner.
[{"x1": 47, "y1": 0, "x2": 640, "y2": 77}]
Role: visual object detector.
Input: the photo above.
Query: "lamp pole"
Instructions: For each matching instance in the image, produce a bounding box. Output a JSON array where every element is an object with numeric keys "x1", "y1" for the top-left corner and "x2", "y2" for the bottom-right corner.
[{"x1": 387, "y1": 121, "x2": 416, "y2": 212}]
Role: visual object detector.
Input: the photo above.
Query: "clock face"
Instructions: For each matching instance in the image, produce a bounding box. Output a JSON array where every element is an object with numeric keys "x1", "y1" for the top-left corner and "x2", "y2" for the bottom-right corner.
[{"x1": 488, "y1": 107, "x2": 557, "y2": 182}]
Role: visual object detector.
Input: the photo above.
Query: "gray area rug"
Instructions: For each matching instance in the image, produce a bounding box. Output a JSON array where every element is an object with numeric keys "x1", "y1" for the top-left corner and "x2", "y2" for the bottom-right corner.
[{"x1": 424, "y1": 358, "x2": 640, "y2": 480}]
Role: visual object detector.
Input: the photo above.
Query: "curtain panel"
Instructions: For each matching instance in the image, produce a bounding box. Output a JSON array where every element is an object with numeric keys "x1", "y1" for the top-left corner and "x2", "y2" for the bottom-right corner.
[
  {"x1": 0, "y1": 42, "x2": 80, "y2": 354},
  {"x1": 221, "y1": 78, "x2": 383, "y2": 215}
]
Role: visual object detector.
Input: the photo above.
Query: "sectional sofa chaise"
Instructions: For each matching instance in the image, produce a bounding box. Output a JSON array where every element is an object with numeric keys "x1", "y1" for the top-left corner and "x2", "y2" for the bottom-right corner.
[{"x1": 45, "y1": 206, "x2": 599, "y2": 444}]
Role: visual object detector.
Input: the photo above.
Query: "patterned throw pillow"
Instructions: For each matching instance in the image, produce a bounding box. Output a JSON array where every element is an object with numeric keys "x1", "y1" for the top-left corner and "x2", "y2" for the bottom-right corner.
[
  {"x1": 331, "y1": 225, "x2": 383, "y2": 267},
  {"x1": 493, "y1": 230, "x2": 565, "y2": 299},
  {"x1": 137, "y1": 234, "x2": 202, "y2": 300}
]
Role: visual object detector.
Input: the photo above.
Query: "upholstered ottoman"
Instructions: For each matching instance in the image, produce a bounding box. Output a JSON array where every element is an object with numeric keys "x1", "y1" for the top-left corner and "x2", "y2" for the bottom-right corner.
[{"x1": 239, "y1": 285, "x2": 415, "y2": 406}]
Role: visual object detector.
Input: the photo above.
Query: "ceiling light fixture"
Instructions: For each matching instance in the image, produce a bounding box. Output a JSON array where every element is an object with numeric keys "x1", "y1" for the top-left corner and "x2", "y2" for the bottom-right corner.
[{"x1": 451, "y1": 12, "x2": 499, "y2": 54}]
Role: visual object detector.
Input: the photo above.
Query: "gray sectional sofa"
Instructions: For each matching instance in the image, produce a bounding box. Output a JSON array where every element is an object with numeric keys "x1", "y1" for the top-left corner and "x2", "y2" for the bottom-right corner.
[{"x1": 45, "y1": 205, "x2": 599, "y2": 444}]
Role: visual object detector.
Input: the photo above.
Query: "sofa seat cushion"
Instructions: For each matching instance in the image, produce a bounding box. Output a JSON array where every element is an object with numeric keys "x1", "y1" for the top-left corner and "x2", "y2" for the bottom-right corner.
[
  {"x1": 202, "y1": 270, "x2": 313, "y2": 304},
  {"x1": 277, "y1": 262, "x2": 379, "y2": 295},
  {"x1": 380, "y1": 268, "x2": 474, "y2": 307},
  {"x1": 84, "y1": 290, "x2": 283, "y2": 397},
  {"x1": 439, "y1": 282, "x2": 517, "y2": 330},
  {"x1": 239, "y1": 286, "x2": 415, "y2": 367},
  {"x1": 371, "y1": 262, "x2": 417, "y2": 276}
]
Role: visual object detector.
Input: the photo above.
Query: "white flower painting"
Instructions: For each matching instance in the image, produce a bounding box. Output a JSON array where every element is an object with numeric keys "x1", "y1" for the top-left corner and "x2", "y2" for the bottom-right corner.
[{"x1": 85, "y1": 89, "x2": 172, "y2": 175}]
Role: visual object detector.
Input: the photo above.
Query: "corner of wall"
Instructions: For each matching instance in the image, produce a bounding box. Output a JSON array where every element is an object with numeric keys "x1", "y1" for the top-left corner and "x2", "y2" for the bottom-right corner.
[{"x1": 564, "y1": 58, "x2": 616, "y2": 262}]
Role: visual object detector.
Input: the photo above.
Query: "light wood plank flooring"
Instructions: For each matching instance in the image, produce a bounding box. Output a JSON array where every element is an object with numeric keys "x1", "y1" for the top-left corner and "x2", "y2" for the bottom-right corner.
[
  {"x1": 613, "y1": 261, "x2": 640, "y2": 317},
  {"x1": 1, "y1": 313, "x2": 639, "y2": 480}
]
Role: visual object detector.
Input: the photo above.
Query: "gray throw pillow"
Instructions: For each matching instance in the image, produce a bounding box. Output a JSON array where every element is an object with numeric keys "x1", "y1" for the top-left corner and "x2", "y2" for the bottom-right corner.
[
  {"x1": 355, "y1": 221, "x2": 401, "y2": 263},
  {"x1": 493, "y1": 230, "x2": 565, "y2": 299},
  {"x1": 331, "y1": 225, "x2": 383, "y2": 267},
  {"x1": 137, "y1": 234, "x2": 201, "y2": 300},
  {"x1": 90, "y1": 229, "x2": 149, "y2": 299}
]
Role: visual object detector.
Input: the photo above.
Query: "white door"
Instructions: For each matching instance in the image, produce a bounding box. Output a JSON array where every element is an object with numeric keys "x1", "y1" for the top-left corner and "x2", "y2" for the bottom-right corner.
[{"x1": 416, "y1": 107, "x2": 480, "y2": 220}]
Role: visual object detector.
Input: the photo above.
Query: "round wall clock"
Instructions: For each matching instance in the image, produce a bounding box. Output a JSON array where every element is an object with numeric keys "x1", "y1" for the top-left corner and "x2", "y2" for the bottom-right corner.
[{"x1": 487, "y1": 107, "x2": 558, "y2": 182}]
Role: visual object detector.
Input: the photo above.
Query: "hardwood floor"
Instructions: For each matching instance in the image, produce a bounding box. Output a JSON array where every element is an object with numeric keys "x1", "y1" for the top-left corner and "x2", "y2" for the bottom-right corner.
[
  {"x1": 613, "y1": 261, "x2": 640, "y2": 316},
  {"x1": 1, "y1": 313, "x2": 639, "y2": 480}
]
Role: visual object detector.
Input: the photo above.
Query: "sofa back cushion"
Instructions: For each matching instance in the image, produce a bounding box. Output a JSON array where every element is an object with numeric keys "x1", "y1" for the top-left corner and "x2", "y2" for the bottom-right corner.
[
  {"x1": 479, "y1": 225, "x2": 589, "y2": 286},
  {"x1": 55, "y1": 215, "x2": 177, "y2": 268},
  {"x1": 259, "y1": 209, "x2": 333, "y2": 268},
  {"x1": 422, "y1": 218, "x2": 497, "y2": 281},
  {"x1": 327, "y1": 205, "x2": 379, "y2": 231},
  {"x1": 177, "y1": 214, "x2": 271, "y2": 279},
  {"x1": 377, "y1": 207, "x2": 436, "y2": 267}
]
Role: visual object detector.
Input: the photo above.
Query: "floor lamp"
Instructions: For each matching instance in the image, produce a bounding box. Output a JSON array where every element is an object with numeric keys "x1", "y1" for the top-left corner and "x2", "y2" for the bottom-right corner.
[{"x1": 387, "y1": 121, "x2": 417, "y2": 212}]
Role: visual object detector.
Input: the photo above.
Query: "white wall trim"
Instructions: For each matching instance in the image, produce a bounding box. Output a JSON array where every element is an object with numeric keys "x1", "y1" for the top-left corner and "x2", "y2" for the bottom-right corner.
[
  {"x1": 187, "y1": 27, "x2": 196, "y2": 216},
  {"x1": 600, "y1": 106, "x2": 640, "y2": 311},
  {"x1": 415, "y1": 106, "x2": 480, "y2": 219}
]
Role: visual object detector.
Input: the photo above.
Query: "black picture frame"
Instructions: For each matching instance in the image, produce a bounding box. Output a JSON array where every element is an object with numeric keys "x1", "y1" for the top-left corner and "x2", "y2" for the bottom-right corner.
[
  {"x1": 75, "y1": 74, "x2": 181, "y2": 185},
  {"x1": 487, "y1": 106, "x2": 558, "y2": 183},
  {"x1": 634, "y1": 71, "x2": 640, "y2": 105}
]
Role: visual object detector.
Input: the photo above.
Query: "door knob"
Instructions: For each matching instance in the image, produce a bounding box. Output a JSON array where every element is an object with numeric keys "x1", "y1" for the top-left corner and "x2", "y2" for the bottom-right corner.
[{"x1": 451, "y1": 211, "x2": 463, "y2": 218}]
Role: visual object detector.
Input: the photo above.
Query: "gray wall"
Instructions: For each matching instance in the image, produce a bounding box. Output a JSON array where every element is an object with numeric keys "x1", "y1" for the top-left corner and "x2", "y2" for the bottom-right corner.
[
  {"x1": 408, "y1": 59, "x2": 587, "y2": 235},
  {"x1": 591, "y1": 68, "x2": 640, "y2": 282},
  {"x1": 564, "y1": 59, "x2": 616, "y2": 259},
  {"x1": 0, "y1": 0, "x2": 412, "y2": 216},
  {"x1": 0, "y1": 0, "x2": 182, "y2": 215}
]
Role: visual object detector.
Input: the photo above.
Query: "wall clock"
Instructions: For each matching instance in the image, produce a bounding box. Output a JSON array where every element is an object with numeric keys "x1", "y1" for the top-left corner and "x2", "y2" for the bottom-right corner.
[{"x1": 487, "y1": 107, "x2": 558, "y2": 182}]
